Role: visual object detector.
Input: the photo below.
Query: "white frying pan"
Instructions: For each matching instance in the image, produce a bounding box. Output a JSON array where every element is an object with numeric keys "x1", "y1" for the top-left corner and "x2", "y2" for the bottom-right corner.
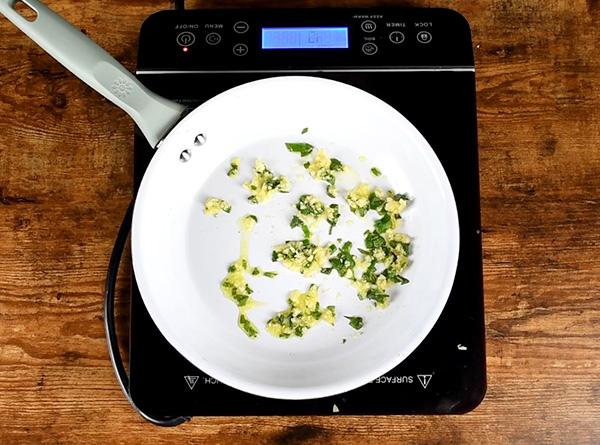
[{"x1": 1, "y1": 0, "x2": 460, "y2": 400}]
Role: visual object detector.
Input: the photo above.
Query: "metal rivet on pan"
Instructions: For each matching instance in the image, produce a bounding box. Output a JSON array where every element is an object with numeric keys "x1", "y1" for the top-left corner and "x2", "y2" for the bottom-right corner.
[
  {"x1": 194, "y1": 133, "x2": 207, "y2": 146},
  {"x1": 179, "y1": 149, "x2": 192, "y2": 162}
]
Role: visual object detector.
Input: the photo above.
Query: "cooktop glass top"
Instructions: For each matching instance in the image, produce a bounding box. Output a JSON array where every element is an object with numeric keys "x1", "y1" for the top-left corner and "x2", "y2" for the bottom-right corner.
[{"x1": 124, "y1": 7, "x2": 485, "y2": 419}]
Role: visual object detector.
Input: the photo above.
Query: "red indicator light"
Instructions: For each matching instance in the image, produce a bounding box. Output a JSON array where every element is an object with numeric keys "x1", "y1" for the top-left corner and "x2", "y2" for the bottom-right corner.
[{"x1": 183, "y1": 47, "x2": 189, "y2": 52}]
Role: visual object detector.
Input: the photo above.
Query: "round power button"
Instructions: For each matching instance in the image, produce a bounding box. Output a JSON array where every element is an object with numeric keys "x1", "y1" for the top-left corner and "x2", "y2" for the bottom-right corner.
[{"x1": 176, "y1": 31, "x2": 195, "y2": 47}]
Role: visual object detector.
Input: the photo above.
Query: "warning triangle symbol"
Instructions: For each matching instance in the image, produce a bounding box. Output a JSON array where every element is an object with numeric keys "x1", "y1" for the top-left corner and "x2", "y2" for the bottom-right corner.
[
  {"x1": 417, "y1": 374, "x2": 432, "y2": 389},
  {"x1": 184, "y1": 375, "x2": 199, "y2": 390}
]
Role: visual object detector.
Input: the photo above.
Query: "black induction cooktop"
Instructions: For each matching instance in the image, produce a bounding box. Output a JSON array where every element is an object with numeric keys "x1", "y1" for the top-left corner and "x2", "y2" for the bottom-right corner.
[{"x1": 121, "y1": 7, "x2": 485, "y2": 421}]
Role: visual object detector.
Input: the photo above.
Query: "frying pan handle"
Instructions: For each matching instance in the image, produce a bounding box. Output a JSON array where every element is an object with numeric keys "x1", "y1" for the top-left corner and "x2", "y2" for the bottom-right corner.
[{"x1": 0, "y1": 0, "x2": 186, "y2": 148}]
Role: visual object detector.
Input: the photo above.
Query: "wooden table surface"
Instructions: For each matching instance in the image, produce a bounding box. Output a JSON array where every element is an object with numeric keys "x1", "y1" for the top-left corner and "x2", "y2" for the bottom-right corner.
[{"x1": 1, "y1": 0, "x2": 599, "y2": 443}]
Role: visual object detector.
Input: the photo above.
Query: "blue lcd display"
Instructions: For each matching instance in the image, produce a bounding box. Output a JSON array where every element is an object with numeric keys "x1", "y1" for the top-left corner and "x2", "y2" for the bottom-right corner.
[{"x1": 262, "y1": 27, "x2": 349, "y2": 49}]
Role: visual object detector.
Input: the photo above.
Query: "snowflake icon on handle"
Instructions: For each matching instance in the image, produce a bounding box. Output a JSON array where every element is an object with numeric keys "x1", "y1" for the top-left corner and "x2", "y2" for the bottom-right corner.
[{"x1": 110, "y1": 77, "x2": 133, "y2": 99}]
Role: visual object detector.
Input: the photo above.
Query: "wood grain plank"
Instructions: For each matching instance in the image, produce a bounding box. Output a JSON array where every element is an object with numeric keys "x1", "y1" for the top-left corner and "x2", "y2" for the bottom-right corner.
[{"x1": 1, "y1": 0, "x2": 599, "y2": 443}]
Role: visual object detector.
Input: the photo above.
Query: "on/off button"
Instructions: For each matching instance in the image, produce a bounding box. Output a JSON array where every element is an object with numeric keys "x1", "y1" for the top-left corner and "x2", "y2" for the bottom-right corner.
[{"x1": 176, "y1": 31, "x2": 195, "y2": 47}]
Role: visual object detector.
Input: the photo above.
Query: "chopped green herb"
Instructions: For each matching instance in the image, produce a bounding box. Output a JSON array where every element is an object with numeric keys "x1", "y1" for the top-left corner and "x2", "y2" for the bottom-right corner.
[
  {"x1": 329, "y1": 241, "x2": 356, "y2": 278},
  {"x1": 285, "y1": 142, "x2": 314, "y2": 157},
  {"x1": 368, "y1": 191, "x2": 385, "y2": 212},
  {"x1": 301, "y1": 127, "x2": 309, "y2": 134},
  {"x1": 345, "y1": 316, "x2": 364, "y2": 330},
  {"x1": 365, "y1": 288, "x2": 390, "y2": 306},
  {"x1": 290, "y1": 215, "x2": 311, "y2": 240},
  {"x1": 326, "y1": 204, "x2": 340, "y2": 235},
  {"x1": 263, "y1": 271, "x2": 278, "y2": 278},
  {"x1": 361, "y1": 260, "x2": 378, "y2": 284},
  {"x1": 364, "y1": 230, "x2": 386, "y2": 249},
  {"x1": 239, "y1": 314, "x2": 259, "y2": 338},
  {"x1": 370, "y1": 167, "x2": 382, "y2": 177},
  {"x1": 383, "y1": 269, "x2": 409, "y2": 284},
  {"x1": 330, "y1": 158, "x2": 344, "y2": 172},
  {"x1": 374, "y1": 213, "x2": 393, "y2": 233}
]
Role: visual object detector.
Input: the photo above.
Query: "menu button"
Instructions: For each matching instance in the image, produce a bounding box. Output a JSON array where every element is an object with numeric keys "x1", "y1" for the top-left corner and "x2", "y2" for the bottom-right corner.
[{"x1": 205, "y1": 32, "x2": 222, "y2": 45}]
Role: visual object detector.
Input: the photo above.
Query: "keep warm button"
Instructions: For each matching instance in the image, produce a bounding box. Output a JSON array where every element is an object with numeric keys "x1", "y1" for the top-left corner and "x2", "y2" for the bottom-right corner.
[{"x1": 417, "y1": 31, "x2": 433, "y2": 44}]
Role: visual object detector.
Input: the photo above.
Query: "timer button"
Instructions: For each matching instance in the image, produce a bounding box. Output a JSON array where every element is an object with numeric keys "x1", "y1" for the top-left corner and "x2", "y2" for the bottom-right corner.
[
  {"x1": 362, "y1": 42, "x2": 378, "y2": 55},
  {"x1": 233, "y1": 21, "x2": 249, "y2": 34},
  {"x1": 233, "y1": 43, "x2": 249, "y2": 56},
  {"x1": 417, "y1": 31, "x2": 433, "y2": 44},
  {"x1": 389, "y1": 31, "x2": 405, "y2": 44},
  {"x1": 176, "y1": 31, "x2": 195, "y2": 47},
  {"x1": 205, "y1": 32, "x2": 222, "y2": 45},
  {"x1": 361, "y1": 20, "x2": 376, "y2": 33}
]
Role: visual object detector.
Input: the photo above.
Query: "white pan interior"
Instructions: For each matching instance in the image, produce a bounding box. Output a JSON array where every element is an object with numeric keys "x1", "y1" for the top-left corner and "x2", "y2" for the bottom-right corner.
[{"x1": 131, "y1": 76, "x2": 459, "y2": 400}]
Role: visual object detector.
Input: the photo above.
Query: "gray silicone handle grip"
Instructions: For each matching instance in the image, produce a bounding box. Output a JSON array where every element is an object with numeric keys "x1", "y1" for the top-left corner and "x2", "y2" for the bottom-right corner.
[{"x1": 0, "y1": 0, "x2": 186, "y2": 147}]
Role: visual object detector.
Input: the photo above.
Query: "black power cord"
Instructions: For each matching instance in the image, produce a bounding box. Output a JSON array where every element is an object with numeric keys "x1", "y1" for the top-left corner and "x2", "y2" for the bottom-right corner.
[
  {"x1": 104, "y1": 200, "x2": 191, "y2": 427},
  {"x1": 104, "y1": 0, "x2": 189, "y2": 425}
]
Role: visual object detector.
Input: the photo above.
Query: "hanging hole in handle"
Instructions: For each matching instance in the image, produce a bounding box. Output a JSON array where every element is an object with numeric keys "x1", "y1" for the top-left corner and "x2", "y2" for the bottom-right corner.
[{"x1": 14, "y1": 0, "x2": 38, "y2": 22}]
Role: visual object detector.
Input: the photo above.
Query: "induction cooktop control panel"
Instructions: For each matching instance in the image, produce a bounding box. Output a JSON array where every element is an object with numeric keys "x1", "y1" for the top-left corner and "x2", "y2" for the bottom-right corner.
[{"x1": 137, "y1": 8, "x2": 474, "y2": 71}]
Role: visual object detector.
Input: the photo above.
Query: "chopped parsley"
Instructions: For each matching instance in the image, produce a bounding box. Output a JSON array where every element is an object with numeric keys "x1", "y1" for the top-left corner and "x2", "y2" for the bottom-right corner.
[
  {"x1": 345, "y1": 316, "x2": 364, "y2": 330},
  {"x1": 239, "y1": 314, "x2": 259, "y2": 338},
  {"x1": 301, "y1": 127, "x2": 309, "y2": 134},
  {"x1": 329, "y1": 241, "x2": 357, "y2": 279},
  {"x1": 285, "y1": 142, "x2": 314, "y2": 157},
  {"x1": 370, "y1": 167, "x2": 382, "y2": 177},
  {"x1": 330, "y1": 158, "x2": 344, "y2": 172},
  {"x1": 374, "y1": 213, "x2": 393, "y2": 233},
  {"x1": 326, "y1": 204, "x2": 340, "y2": 234},
  {"x1": 290, "y1": 215, "x2": 311, "y2": 240}
]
